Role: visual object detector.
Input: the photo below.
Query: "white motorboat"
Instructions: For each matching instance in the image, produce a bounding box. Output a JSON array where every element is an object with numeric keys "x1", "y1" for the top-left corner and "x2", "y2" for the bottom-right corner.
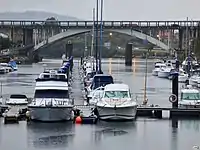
[
  {"x1": 168, "y1": 68, "x2": 189, "y2": 82},
  {"x1": 6, "y1": 94, "x2": 28, "y2": 105},
  {"x1": 96, "y1": 83, "x2": 137, "y2": 121},
  {"x1": 86, "y1": 74, "x2": 114, "y2": 102},
  {"x1": 189, "y1": 74, "x2": 199, "y2": 86},
  {"x1": 28, "y1": 71, "x2": 73, "y2": 122},
  {"x1": 182, "y1": 56, "x2": 198, "y2": 70},
  {"x1": 0, "y1": 67, "x2": 6, "y2": 74},
  {"x1": 89, "y1": 86, "x2": 104, "y2": 105},
  {"x1": 158, "y1": 63, "x2": 175, "y2": 78},
  {"x1": 179, "y1": 85, "x2": 200, "y2": 108},
  {"x1": 152, "y1": 62, "x2": 166, "y2": 76}
]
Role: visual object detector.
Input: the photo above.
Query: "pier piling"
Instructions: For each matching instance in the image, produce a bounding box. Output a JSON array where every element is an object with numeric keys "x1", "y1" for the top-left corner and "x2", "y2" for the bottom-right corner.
[
  {"x1": 65, "y1": 42, "x2": 73, "y2": 58},
  {"x1": 172, "y1": 73, "x2": 179, "y2": 108},
  {"x1": 125, "y1": 43, "x2": 132, "y2": 66}
]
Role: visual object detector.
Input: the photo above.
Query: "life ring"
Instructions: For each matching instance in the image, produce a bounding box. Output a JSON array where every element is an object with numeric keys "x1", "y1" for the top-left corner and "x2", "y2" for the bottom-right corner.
[{"x1": 169, "y1": 94, "x2": 177, "y2": 103}]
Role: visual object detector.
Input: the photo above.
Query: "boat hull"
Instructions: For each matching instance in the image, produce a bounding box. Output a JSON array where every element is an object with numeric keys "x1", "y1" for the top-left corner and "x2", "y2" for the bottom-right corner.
[
  {"x1": 158, "y1": 71, "x2": 170, "y2": 78},
  {"x1": 28, "y1": 106, "x2": 73, "y2": 122},
  {"x1": 152, "y1": 70, "x2": 159, "y2": 76},
  {"x1": 179, "y1": 76, "x2": 188, "y2": 83},
  {"x1": 97, "y1": 105, "x2": 137, "y2": 121}
]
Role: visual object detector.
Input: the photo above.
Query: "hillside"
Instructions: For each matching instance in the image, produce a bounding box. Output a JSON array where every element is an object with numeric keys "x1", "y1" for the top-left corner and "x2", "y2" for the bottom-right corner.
[{"x1": 0, "y1": 10, "x2": 80, "y2": 21}]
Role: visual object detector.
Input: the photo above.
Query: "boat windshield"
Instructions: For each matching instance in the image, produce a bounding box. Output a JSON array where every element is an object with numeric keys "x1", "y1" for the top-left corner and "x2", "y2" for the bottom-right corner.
[
  {"x1": 104, "y1": 91, "x2": 130, "y2": 98},
  {"x1": 34, "y1": 89, "x2": 69, "y2": 98},
  {"x1": 181, "y1": 92, "x2": 200, "y2": 100},
  {"x1": 10, "y1": 94, "x2": 27, "y2": 99}
]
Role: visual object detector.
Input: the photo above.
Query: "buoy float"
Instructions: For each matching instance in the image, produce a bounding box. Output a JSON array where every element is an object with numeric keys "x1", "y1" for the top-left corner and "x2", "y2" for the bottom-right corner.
[{"x1": 75, "y1": 116, "x2": 82, "y2": 124}]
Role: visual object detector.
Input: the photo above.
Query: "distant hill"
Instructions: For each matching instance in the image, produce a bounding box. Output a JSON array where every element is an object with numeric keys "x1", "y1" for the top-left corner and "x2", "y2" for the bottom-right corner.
[{"x1": 0, "y1": 10, "x2": 80, "y2": 21}]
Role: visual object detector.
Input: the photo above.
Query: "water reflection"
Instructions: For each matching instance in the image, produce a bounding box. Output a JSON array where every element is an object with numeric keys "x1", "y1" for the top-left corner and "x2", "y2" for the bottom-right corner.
[
  {"x1": 27, "y1": 122, "x2": 74, "y2": 149},
  {"x1": 180, "y1": 119, "x2": 200, "y2": 132},
  {"x1": 171, "y1": 118, "x2": 178, "y2": 150},
  {"x1": 92, "y1": 121, "x2": 136, "y2": 143}
]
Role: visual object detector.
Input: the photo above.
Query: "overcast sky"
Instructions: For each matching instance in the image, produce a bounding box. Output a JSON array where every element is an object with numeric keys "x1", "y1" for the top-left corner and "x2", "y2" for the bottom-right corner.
[{"x1": 1, "y1": 0, "x2": 200, "y2": 20}]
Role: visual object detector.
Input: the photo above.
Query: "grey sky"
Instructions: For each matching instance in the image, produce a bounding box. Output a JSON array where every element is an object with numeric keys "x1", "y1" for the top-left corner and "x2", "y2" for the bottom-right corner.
[{"x1": 1, "y1": 0, "x2": 200, "y2": 20}]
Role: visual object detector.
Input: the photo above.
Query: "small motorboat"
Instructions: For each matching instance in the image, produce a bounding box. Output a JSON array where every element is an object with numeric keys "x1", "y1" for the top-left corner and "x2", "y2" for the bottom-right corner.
[{"x1": 6, "y1": 94, "x2": 28, "y2": 105}]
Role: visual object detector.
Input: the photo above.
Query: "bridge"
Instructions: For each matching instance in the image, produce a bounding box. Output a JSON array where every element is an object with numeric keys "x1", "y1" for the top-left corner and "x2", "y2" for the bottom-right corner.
[
  {"x1": 0, "y1": 20, "x2": 199, "y2": 29},
  {"x1": 0, "y1": 20, "x2": 199, "y2": 54},
  {"x1": 34, "y1": 29, "x2": 170, "y2": 51}
]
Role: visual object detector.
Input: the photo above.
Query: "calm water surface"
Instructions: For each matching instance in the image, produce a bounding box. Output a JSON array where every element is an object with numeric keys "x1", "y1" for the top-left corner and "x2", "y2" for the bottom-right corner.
[{"x1": 0, "y1": 58, "x2": 199, "y2": 150}]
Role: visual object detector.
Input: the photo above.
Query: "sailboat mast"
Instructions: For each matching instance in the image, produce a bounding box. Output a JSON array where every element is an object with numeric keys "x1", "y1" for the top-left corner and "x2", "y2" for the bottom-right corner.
[
  {"x1": 91, "y1": 8, "x2": 95, "y2": 57},
  {"x1": 95, "y1": 0, "x2": 99, "y2": 72},
  {"x1": 91, "y1": 8, "x2": 95, "y2": 70},
  {"x1": 99, "y1": 0, "x2": 103, "y2": 72},
  {"x1": 186, "y1": 17, "x2": 191, "y2": 76},
  {"x1": 0, "y1": 82, "x2": 2, "y2": 98}
]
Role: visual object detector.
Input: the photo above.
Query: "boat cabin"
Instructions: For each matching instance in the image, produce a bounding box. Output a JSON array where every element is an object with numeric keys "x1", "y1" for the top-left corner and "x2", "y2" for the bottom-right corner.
[
  {"x1": 181, "y1": 89, "x2": 200, "y2": 101},
  {"x1": 90, "y1": 74, "x2": 114, "y2": 90},
  {"x1": 102, "y1": 84, "x2": 131, "y2": 99},
  {"x1": 38, "y1": 72, "x2": 67, "y2": 80},
  {"x1": 6, "y1": 94, "x2": 28, "y2": 105}
]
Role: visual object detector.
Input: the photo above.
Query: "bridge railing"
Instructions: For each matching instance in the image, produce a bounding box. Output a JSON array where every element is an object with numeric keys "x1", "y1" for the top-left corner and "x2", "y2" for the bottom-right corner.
[{"x1": 0, "y1": 20, "x2": 200, "y2": 28}]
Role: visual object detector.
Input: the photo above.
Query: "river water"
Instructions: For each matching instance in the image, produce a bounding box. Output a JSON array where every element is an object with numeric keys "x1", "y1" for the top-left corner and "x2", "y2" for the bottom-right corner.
[{"x1": 0, "y1": 58, "x2": 200, "y2": 150}]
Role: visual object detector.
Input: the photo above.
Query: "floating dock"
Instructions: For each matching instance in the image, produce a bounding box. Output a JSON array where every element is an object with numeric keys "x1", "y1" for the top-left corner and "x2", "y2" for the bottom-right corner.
[
  {"x1": 137, "y1": 106, "x2": 200, "y2": 118},
  {"x1": 73, "y1": 105, "x2": 98, "y2": 124}
]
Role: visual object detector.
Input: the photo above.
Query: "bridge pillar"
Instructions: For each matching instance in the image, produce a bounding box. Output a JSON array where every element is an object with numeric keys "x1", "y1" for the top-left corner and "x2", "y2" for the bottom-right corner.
[
  {"x1": 65, "y1": 43, "x2": 73, "y2": 58},
  {"x1": 125, "y1": 43, "x2": 132, "y2": 66},
  {"x1": 178, "y1": 28, "x2": 183, "y2": 51},
  {"x1": 22, "y1": 29, "x2": 33, "y2": 45}
]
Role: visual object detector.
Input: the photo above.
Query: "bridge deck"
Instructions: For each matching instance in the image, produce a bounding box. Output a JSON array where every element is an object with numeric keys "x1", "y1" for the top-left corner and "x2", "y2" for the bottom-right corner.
[{"x1": 0, "y1": 20, "x2": 199, "y2": 29}]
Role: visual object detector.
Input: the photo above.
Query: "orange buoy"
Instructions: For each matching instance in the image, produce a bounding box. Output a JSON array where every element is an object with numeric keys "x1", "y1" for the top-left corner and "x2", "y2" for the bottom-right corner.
[{"x1": 75, "y1": 116, "x2": 82, "y2": 124}]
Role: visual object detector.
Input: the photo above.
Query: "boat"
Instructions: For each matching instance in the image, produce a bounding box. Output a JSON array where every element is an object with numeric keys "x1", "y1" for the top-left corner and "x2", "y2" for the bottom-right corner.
[
  {"x1": 182, "y1": 56, "x2": 199, "y2": 70},
  {"x1": 86, "y1": 74, "x2": 114, "y2": 102},
  {"x1": 189, "y1": 70, "x2": 200, "y2": 86},
  {"x1": 8, "y1": 60, "x2": 18, "y2": 71},
  {"x1": 158, "y1": 63, "x2": 175, "y2": 78},
  {"x1": 178, "y1": 68, "x2": 189, "y2": 82},
  {"x1": 0, "y1": 63, "x2": 13, "y2": 73},
  {"x1": 168, "y1": 68, "x2": 189, "y2": 82},
  {"x1": 28, "y1": 71, "x2": 74, "y2": 122},
  {"x1": 96, "y1": 83, "x2": 137, "y2": 121},
  {"x1": 89, "y1": 86, "x2": 104, "y2": 105},
  {"x1": 84, "y1": 69, "x2": 96, "y2": 87},
  {"x1": 179, "y1": 85, "x2": 200, "y2": 108},
  {"x1": 5, "y1": 94, "x2": 28, "y2": 105},
  {"x1": 152, "y1": 62, "x2": 166, "y2": 76},
  {"x1": 0, "y1": 67, "x2": 6, "y2": 74}
]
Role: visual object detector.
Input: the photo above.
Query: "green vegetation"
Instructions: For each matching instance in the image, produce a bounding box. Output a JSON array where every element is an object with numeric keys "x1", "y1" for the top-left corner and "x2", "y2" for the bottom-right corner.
[{"x1": 0, "y1": 37, "x2": 11, "y2": 50}]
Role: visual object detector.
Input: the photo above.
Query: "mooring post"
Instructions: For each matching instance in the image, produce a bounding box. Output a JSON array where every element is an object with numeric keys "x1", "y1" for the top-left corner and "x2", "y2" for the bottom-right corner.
[{"x1": 172, "y1": 73, "x2": 179, "y2": 108}]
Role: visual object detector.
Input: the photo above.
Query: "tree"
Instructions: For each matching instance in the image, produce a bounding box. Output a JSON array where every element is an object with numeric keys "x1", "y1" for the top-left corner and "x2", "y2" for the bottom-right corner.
[
  {"x1": 0, "y1": 37, "x2": 11, "y2": 50},
  {"x1": 45, "y1": 17, "x2": 59, "y2": 26}
]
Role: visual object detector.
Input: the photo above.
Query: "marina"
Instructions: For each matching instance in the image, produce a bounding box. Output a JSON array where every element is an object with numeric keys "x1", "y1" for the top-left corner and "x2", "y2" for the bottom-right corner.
[{"x1": 0, "y1": 58, "x2": 200, "y2": 150}]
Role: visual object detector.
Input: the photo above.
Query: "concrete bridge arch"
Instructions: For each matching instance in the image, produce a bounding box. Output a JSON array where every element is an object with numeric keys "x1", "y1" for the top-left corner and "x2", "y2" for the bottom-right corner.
[{"x1": 34, "y1": 29, "x2": 170, "y2": 51}]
